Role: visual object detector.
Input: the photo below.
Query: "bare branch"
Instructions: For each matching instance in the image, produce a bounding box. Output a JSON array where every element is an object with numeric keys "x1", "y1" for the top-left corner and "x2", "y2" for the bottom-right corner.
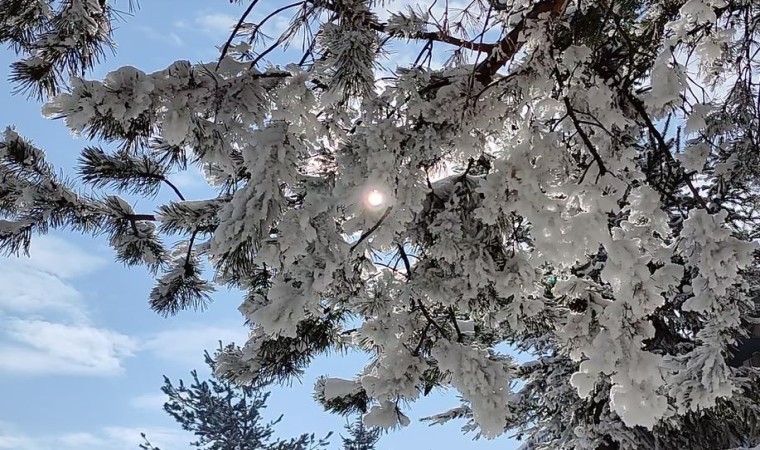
[
  {"x1": 563, "y1": 97, "x2": 609, "y2": 180},
  {"x1": 349, "y1": 207, "x2": 393, "y2": 253},
  {"x1": 475, "y1": 0, "x2": 570, "y2": 84},
  {"x1": 216, "y1": 0, "x2": 264, "y2": 70}
]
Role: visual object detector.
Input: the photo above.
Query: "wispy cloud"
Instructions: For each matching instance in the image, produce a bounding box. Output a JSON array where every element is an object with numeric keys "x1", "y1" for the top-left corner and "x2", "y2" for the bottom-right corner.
[
  {"x1": 0, "y1": 269, "x2": 86, "y2": 319},
  {"x1": 0, "y1": 236, "x2": 136, "y2": 376},
  {"x1": 0, "y1": 235, "x2": 106, "y2": 320},
  {"x1": 102, "y1": 426, "x2": 186, "y2": 449},
  {"x1": 0, "y1": 422, "x2": 186, "y2": 450},
  {"x1": 168, "y1": 165, "x2": 209, "y2": 192},
  {"x1": 134, "y1": 25, "x2": 184, "y2": 47},
  {"x1": 191, "y1": 13, "x2": 237, "y2": 37},
  {"x1": 142, "y1": 324, "x2": 248, "y2": 366},
  {"x1": 0, "y1": 319, "x2": 138, "y2": 376},
  {"x1": 0, "y1": 434, "x2": 31, "y2": 449},
  {"x1": 11, "y1": 235, "x2": 106, "y2": 279},
  {"x1": 57, "y1": 432, "x2": 103, "y2": 447},
  {"x1": 129, "y1": 393, "x2": 168, "y2": 411}
]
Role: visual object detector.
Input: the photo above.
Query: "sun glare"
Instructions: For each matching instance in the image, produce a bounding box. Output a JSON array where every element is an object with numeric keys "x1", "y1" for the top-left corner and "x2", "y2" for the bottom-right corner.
[{"x1": 366, "y1": 189, "x2": 385, "y2": 207}]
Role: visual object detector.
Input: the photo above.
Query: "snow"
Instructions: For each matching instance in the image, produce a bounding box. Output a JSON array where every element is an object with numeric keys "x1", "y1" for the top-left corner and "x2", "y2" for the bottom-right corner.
[
  {"x1": 3, "y1": 0, "x2": 760, "y2": 446},
  {"x1": 321, "y1": 377, "x2": 361, "y2": 400}
]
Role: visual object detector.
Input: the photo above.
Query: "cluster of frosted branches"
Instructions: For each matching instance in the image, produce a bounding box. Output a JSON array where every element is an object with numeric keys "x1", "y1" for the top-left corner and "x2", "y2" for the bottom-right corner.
[{"x1": 2, "y1": 0, "x2": 760, "y2": 449}]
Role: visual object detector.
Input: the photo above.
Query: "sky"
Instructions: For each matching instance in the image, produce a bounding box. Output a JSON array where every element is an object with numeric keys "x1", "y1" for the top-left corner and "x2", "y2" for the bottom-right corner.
[{"x1": 0, "y1": 1, "x2": 521, "y2": 449}]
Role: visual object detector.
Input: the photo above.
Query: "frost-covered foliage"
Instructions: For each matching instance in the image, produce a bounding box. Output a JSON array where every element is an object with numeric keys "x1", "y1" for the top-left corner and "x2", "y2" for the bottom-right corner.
[
  {"x1": 3, "y1": 0, "x2": 760, "y2": 449},
  {"x1": 138, "y1": 345, "x2": 331, "y2": 450}
]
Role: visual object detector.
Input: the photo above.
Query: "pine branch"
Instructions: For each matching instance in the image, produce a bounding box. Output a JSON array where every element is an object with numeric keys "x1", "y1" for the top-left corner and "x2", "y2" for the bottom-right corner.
[
  {"x1": 8, "y1": 0, "x2": 116, "y2": 98},
  {"x1": 157, "y1": 199, "x2": 224, "y2": 235},
  {"x1": 149, "y1": 253, "x2": 214, "y2": 316},
  {"x1": 248, "y1": 2, "x2": 309, "y2": 68},
  {"x1": 78, "y1": 146, "x2": 169, "y2": 196}
]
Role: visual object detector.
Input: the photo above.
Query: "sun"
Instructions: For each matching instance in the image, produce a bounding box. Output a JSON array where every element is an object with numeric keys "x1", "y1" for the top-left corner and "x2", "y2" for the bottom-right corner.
[{"x1": 366, "y1": 189, "x2": 385, "y2": 207}]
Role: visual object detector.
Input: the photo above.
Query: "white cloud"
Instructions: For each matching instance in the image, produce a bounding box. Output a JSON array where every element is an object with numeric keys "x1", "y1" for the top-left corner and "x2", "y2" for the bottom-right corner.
[
  {"x1": 0, "y1": 235, "x2": 106, "y2": 319},
  {"x1": 129, "y1": 392, "x2": 168, "y2": 410},
  {"x1": 102, "y1": 426, "x2": 186, "y2": 450},
  {"x1": 0, "y1": 424, "x2": 185, "y2": 450},
  {"x1": 193, "y1": 13, "x2": 237, "y2": 37},
  {"x1": 0, "y1": 269, "x2": 86, "y2": 319},
  {"x1": 0, "y1": 434, "x2": 32, "y2": 449},
  {"x1": 0, "y1": 319, "x2": 138, "y2": 376},
  {"x1": 0, "y1": 422, "x2": 34, "y2": 450},
  {"x1": 57, "y1": 432, "x2": 103, "y2": 447},
  {"x1": 134, "y1": 25, "x2": 184, "y2": 47},
  {"x1": 168, "y1": 165, "x2": 209, "y2": 190},
  {"x1": 0, "y1": 236, "x2": 250, "y2": 377},
  {"x1": 142, "y1": 324, "x2": 249, "y2": 366},
  {"x1": 15, "y1": 235, "x2": 106, "y2": 279},
  {"x1": 0, "y1": 236, "x2": 139, "y2": 376}
]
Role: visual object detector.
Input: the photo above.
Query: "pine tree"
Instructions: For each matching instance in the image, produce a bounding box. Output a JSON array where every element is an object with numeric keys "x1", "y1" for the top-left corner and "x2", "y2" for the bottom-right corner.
[
  {"x1": 138, "y1": 345, "x2": 331, "y2": 450},
  {"x1": 3, "y1": 1, "x2": 760, "y2": 449},
  {"x1": 341, "y1": 417, "x2": 380, "y2": 450}
]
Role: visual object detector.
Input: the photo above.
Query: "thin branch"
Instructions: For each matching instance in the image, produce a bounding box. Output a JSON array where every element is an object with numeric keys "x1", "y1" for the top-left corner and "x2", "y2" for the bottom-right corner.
[
  {"x1": 162, "y1": 178, "x2": 186, "y2": 201},
  {"x1": 216, "y1": 0, "x2": 263, "y2": 70},
  {"x1": 413, "y1": 322, "x2": 432, "y2": 356},
  {"x1": 563, "y1": 97, "x2": 608, "y2": 179},
  {"x1": 127, "y1": 213, "x2": 157, "y2": 221},
  {"x1": 375, "y1": 260, "x2": 404, "y2": 275},
  {"x1": 254, "y1": 1, "x2": 306, "y2": 44},
  {"x1": 625, "y1": 92, "x2": 709, "y2": 210},
  {"x1": 417, "y1": 299, "x2": 449, "y2": 338},
  {"x1": 397, "y1": 243, "x2": 412, "y2": 279},
  {"x1": 306, "y1": 0, "x2": 496, "y2": 53},
  {"x1": 416, "y1": 29, "x2": 496, "y2": 53},
  {"x1": 183, "y1": 229, "x2": 199, "y2": 273},
  {"x1": 249, "y1": 2, "x2": 307, "y2": 68},
  {"x1": 349, "y1": 207, "x2": 393, "y2": 253},
  {"x1": 460, "y1": 157, "x2": 476, "y2": 181},
  {"x1": 298, "y1": 34, "x2": 319, "y2": 66},
  {"x1": 448, "y1": 306, "x2": 463, "y2": 343}
]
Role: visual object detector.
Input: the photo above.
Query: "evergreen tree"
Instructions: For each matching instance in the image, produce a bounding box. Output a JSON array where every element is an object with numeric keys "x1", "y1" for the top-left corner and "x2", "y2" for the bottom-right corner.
[
  {"x1": 139, "y1": 345, "x2": 331, "y2": 450},
  {"x1": 341, "y1": 417, "x2": 380, "y2": 450},
  {"x1": 2, "y1": 1, "x2": 760, "y2": 449}
]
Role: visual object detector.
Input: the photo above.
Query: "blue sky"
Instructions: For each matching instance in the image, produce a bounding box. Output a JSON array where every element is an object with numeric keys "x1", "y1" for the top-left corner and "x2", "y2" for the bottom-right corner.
[{"x1": 0, "y1": 2, "x2": 520, "y2": 449}]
